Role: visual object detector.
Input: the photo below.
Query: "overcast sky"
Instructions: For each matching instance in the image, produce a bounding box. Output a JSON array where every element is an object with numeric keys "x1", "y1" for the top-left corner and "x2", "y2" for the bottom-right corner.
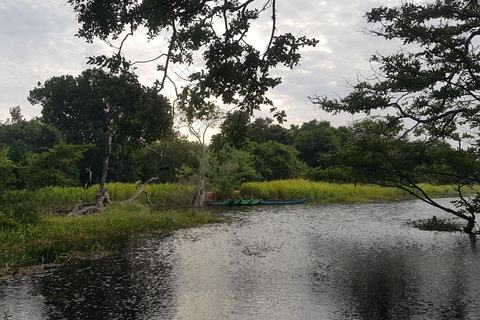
[{"x1": 0, "y1": 0, "x2": 405, "y2": 128}]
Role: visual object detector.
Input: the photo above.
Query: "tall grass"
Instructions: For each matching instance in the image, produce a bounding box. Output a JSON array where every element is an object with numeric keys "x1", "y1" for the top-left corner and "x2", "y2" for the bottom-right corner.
[
  {"x1": 239, "y1": 179, "x2": 479, "y2": 203},
  {"x1": 0, "y1": 202, "x2": 221, "y2": 273},
  {"x1": 5, "y1": 183, "x2": 196, "y2": 212}
]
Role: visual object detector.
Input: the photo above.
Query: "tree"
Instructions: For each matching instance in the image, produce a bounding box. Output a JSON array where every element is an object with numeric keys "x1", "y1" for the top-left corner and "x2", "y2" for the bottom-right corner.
[
  {"x1": 8, "y1": 106, "x2": 23, "y2": 124},
  {"x1": 21, "y1": 143, "x2": 93, "y2": 190},
  {"x1": 66, "y1": 0, "x2": 318, "y2": 121},
  {"x1": 207, "y1": 148, "x2": 259, "y2": 196},
  {"x1": 247, "y1": 140, "x2": 307, "y2": 181},
  {"x1": 290, "y1": 120, "x2": 347, "y2": 168},
  {"x1": 29, "y1": 69, "x2": 173, "y2": 212},
  {"x1": 210, "y1": 110, "x2": 250, "y2": 151},
  {"x1": 0, "y1": 146, "x2": 15, "y2": 194},
  {"x1": 0, "y1": 145, "x2": 40, "y2": 229},
  {"x1": 132, "y1": 138, "x2": 203, "y2": 183},
  {"x1": 311, "y1": 0, "x2": 480, "y2": 233},
  {"x1": 246, "y1": 117, "x2": 291, "y2": 145},
  {"x1": 0, "y1": 117, "x2": 63, "y2": 164},
  {"x1": 177, "y1": 101, "x2": 223, "y2": 207}
]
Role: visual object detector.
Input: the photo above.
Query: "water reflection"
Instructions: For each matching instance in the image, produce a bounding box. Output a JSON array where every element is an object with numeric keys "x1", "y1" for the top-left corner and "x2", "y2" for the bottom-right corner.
[{"x1": 1, "y1": 199, "x2": 480, "y2": 319}]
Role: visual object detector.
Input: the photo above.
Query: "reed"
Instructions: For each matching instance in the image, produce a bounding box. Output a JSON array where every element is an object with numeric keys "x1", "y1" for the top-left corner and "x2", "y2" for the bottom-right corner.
[
  {"x1": 5, "y1": 182, "x2": 196, "y2": 212},
  {"x1": 239, "y1": 179, "x2": 479, "y2": 203}
]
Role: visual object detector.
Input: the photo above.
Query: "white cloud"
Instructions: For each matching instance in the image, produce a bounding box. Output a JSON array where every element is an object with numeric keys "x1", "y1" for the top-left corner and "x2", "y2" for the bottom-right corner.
[{"x1": 0, "y1": 0, "x2": 406, "y2": 127}]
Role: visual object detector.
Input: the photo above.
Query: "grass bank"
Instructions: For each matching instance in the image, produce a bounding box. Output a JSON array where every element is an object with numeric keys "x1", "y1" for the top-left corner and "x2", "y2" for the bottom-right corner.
[
  {"x1": 2, "y1": 180, "x2": 478, "y2": 276},
  {"x1": 5, "y1": 182, "x2": 195, "y2": 213},
  {"x1": 0, "y1": 203, "x2": 221, "y2": 277},
  {"x1": 239, "y1": 179, "x2": 480, "y2": 203},
  {"x1": 1, "y1": 183, "x2": 217, "y2": 276}
]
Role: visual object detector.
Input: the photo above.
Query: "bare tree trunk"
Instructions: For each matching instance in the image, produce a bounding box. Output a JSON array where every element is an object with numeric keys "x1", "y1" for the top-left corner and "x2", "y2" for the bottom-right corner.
[
  {"x1": 70, "y1": 135, "x2": 112, "y2": 217},
  {"x1": 121, "y1": 177, "x2": 158, "y2": 205},
  {"x1": 95, "y1": 134, "x2": 113, "y2": 209},
  {"x1": 192, "y1": 171, "x2": 206, "y2": 207}
]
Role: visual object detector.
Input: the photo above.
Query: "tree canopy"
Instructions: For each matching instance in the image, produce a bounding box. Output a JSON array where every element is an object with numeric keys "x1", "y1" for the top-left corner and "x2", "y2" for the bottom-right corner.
[
  {"x1": 29, "y1": 68, "x2": 172, "y2": 151},
  {"x1": 67, "y1": 0, "x2": 318, "y2": 120},
  {"x1": 313, "y1": 0, "x2": 480, "y2": 142},
  {"x1": 28, "y1": 68, "x2": 173, "y2": 183},
  {"x1": 311, "y1": 0, "x2": 480, "y2": 233}
]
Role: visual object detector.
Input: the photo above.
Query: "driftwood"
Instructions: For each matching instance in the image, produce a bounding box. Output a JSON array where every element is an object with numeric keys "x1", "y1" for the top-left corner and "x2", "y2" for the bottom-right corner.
[
  {"x1": 69, "y1": 205, "x2": 103, "y2": 217},
  {"x1": 121, "y1": 177, "x2": 158, "y2": 205},
  {"x1": 69, "y1": 191, "x2": 112, "y2": 217}
]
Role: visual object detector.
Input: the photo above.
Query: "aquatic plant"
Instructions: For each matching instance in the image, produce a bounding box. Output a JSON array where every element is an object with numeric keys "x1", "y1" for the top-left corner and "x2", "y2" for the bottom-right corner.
[{"x1": 412, "y1": 216, "x2": 460, "y2": 232}]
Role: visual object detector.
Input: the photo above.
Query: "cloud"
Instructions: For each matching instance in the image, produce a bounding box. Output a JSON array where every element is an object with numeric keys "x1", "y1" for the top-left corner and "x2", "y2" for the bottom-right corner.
[
  {"x1": 0, "y1": 0, "x2": 108, "y2": 120},
  {"x1": 0, "y1": 0, "x2": 405, "y2": 127}
]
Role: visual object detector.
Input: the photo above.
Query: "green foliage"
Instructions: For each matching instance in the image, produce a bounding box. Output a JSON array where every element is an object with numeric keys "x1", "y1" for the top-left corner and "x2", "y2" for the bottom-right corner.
[
  {"x1": 207, "y1": 148, "x2": 260, "y2": 194},
  {"x1": 210, "y1": 110, "x2": 250, "y2": 150},
  {"x1": 239, "y1": 179, "x2": 473, "y2": 203},
  {"x1": 0, "y1": 146, "x2": 15, "y2": 193},
  {"x1": 211, "y1": 115, "x2": 292, "y2": 152},
  {"x1": 319, "y1": 118, "x2": 480, "y2": 195},
  {"x1": 0, "y1": 118, "x2": 63, "y2": 163},
  {"x1": 247, "y1": 141, "x2": 307, "y2": 181},
  {"x1": 0, "y1": 200, "x2": 39, "y2": 230},
  {"x1": 311, "y1": 0, "x2": 480, "y2": 229},
  {"x1": 132, "y1": 139, "x2": 202, "y2": 183},
  {"x1": 66, "y1": 0, "x2": 318, "y2": 120},
  {"x1": 290, "y1": 120, "x2": 350, "y2": 167},
  {"x1": 5, "y1": 182, "x2": 198, "y2": 212},
  {"x1": 239, "y1": 179, "x2": 414, "y2": 202},
  {"x1": 21, "y1": 144, "x2": 93, "y2": 189},
  {"x1": 28, "y1": 68, "x2": 173, "y2": 183},
  {"x1": 412, "y1": 216, "x2": 460, "y2": 232},
  {"x1": 246, "y1": 117, "x2": 291, "y2": 145}
]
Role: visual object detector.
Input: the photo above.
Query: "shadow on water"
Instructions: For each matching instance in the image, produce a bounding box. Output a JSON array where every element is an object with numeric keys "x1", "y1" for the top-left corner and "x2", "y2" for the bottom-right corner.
[{"x1": 2, "y1": 198, "x2": 480, "y2": 319}]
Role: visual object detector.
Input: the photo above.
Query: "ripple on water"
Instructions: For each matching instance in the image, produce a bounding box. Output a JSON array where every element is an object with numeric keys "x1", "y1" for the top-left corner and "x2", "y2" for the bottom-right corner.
[{"x1": 1, "y1": 198, "x2": 480, "y2": 319}]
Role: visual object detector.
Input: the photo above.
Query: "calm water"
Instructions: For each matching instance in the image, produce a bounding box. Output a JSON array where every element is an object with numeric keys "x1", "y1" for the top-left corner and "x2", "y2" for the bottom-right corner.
[{"x1": 1, "y1": 198, "x2": 480, "y2": 319}]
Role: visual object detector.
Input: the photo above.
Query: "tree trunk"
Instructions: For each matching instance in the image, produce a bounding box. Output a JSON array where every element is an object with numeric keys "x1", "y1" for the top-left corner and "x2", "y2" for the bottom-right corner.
[
  {"x1": 463, "y1": 216, "x2": 475, "y2": 234},
  {"x1": 95, "y1": 134, "x2": 113, "y2": 209},
  {"x1": 191, "y1": 168, "x2": 206, "y2": 207},
  {"x1": 121, "y1": 177, "x2": 158, "y2": 205}
]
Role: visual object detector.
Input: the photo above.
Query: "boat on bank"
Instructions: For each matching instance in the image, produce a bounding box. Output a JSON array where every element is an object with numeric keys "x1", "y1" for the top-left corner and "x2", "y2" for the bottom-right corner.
[
  {"x1": 261, "y1": 198, "x2": 307, "y2": 205},
  {"x1": 208, "y1": 198, "x2": 306, "y2": 206}
]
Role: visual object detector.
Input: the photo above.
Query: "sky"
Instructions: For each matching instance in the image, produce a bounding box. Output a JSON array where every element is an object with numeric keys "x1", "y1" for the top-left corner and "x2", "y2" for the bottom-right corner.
[{"x1": 0, "y1": 0, "x2": 405, "y2": 129}]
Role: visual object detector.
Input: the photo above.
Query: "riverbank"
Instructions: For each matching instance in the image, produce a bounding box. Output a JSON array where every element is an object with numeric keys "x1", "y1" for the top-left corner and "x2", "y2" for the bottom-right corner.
[
  {"x1": 0, "y1": 203, "x2": 221, "y2": 278},
  {"x1": 239, "y1": 179, "x2": 477, "y2": 203},
  {"x1": 1, "y1": 180, "x2": 478, "y2": 277}
]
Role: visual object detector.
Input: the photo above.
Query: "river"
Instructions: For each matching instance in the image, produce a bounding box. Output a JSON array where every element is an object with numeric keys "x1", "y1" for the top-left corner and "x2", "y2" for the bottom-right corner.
[{"x1": 1, "y1": 198, "x2": 480, "y2": 319}]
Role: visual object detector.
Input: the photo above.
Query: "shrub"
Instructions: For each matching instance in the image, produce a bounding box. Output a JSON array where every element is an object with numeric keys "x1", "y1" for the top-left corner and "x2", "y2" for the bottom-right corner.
[{"x1": 0, "y1": 202, "x2": 39, "y2": 229}]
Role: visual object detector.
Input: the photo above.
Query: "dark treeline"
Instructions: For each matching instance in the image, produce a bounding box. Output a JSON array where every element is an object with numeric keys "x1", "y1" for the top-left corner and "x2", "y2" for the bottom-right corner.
[
  {"x1": 0, "y1": 105, "x2": 350, "y2": 190},
  {"x1": 0, "y1": 103, "x2": 457, "y2": 195}
]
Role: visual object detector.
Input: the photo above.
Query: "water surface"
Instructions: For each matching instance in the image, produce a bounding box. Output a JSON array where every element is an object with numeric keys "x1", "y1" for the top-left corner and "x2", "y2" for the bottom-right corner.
[{"x1": 1, "y1": 198, "x2": 479, "y2": 319}]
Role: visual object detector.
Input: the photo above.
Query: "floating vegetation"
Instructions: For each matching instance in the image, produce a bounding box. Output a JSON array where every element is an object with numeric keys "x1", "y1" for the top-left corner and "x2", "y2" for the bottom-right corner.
[{"x1": 411, "y1": 216, "x2": 460, "y2": 232}]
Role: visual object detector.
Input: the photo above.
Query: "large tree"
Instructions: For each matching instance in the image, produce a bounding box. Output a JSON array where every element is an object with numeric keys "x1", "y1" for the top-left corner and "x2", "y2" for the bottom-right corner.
[
  {"x1": 290, "y1": 120, "x2": 349, "y2": 168},
  {"x1": 311, "y1": 0, "x2": 480, "y2": 233},
  {"x1": 0, "y1": 117, "x2": 63, "y2": 164},
  {"x1": 29, "y1": 68, "x2": 173, "y2": 211},
  {"x1": 66, "y1": 0, "x2": 318, "y2": 120},
  {"x1": 247, "y1": 140, "x2": 306, "y2": 181}
]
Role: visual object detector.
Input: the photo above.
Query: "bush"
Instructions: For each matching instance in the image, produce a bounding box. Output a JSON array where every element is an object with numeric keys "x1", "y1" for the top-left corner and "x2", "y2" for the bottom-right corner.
[{"x1": 0, "y1": 202, "x2": 39, "y2": 229}]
